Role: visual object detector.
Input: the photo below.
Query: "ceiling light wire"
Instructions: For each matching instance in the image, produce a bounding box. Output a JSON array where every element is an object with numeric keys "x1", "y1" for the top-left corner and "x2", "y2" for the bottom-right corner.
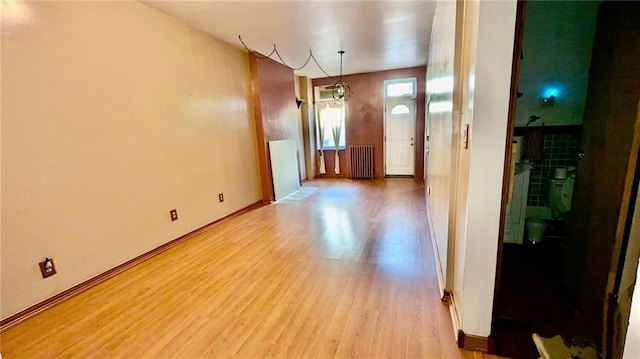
[
  {"x1": 238, "y1": 35, "x2": 338, "y2": 80},
  {"x1": 310, "y1": 51, "x2": 336, "y2": 80},
  {"x1": 238, "y1": 35, "x2": 276, "y2": 59},
  {"x1": 338, "y1": 50, "x2": 344, "y2": 82},
  {"x1": 274, "y1": 47, "x2": 312, "y2": 71}
]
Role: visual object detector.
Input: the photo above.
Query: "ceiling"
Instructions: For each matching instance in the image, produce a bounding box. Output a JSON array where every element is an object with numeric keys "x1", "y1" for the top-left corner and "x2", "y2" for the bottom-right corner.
[{"x1": 141, "y1": 1, "x2": 437, "y2": 79}]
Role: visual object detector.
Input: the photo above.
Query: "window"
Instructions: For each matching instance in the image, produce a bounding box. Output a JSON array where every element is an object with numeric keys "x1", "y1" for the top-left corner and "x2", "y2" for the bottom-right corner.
[
  {"x1": 390, "y1": 104, "x2": 411, "y2": 115},
  {"x1": 384, "y1": 78, "x2": 417, "y2": 99},
  {"x1": 315, "y1": 85, "x2": 347, "y2": 150},
  {"x1": 316, "y1": 100, "x2": 346, "y2": 149}
]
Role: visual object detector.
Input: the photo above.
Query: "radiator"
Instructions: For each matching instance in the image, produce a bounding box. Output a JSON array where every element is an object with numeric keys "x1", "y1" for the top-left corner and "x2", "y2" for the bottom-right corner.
[{"x1": 349, "y1": 145, "x2": 375, "y2": 179}]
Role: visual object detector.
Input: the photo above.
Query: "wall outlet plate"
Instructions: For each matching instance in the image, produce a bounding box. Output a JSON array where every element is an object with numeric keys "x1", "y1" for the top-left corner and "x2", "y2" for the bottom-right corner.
[
  {"x1": 39, "y1": 258, "x2": 57, "y2": 279},
  {"x1": 218, "y1": 193, "x2": 224, "y2": 202},
  {"x1": 170, "y1": 209, "x2": 178, "y2": 221}
]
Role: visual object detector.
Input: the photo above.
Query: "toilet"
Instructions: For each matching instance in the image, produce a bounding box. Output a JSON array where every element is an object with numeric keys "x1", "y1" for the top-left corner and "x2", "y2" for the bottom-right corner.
[
  {"x1": 525, "y1": 167, "x2": 576, "y2": 244},
  {"x1": 548, "y1": 168, "x2": 575, "y2": 219},
  {"x1": 526, "y1": 219, "x2": 547, "y2": 244}
]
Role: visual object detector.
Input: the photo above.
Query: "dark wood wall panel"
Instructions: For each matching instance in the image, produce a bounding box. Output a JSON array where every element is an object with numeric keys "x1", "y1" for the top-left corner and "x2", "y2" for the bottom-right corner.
[{"x1": 250, "y1": 55, "x2": 300, "y2": 202}]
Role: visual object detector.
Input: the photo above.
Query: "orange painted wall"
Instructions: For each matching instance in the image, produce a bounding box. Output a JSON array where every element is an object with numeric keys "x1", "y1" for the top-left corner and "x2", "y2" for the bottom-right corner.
[{"x1": 312, "y1": 66, "x2": 426, "y2": 179}]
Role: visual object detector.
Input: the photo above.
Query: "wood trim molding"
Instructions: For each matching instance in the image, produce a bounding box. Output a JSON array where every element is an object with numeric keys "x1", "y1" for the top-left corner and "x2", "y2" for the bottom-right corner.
[
  {"x1": 0, "y1": 201, "x2": 265, "y2": 333},
  {"x1": 442, "y1": 289, "x2": 453, "y2": 304},
  {"x1": 248, "y1": 55, "x2": 273, "y2": 204},
  {"x1": 425, "y1": 204, "x2": 446, "y2": 296},
  {"x1": 492, "y1": 0, "x2": 527, "y2": 341},
  {"x1": 457, "y1": 329, "x2": 494, "y2": 353}
]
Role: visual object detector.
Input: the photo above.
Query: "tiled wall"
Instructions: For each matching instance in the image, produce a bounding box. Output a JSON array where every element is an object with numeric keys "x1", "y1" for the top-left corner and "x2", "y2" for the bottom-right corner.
[{"x1": 527, "y1": 132, "x2": 581, "y2": 206}]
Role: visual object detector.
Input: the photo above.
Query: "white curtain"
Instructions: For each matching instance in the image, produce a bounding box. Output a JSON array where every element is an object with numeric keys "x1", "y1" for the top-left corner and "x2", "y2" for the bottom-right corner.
[
  {"x1": 317, "y1": 105, "x2": 327, "y2": 174},
  {"x1": 331, "y1": 102, "x2": 345, "y2": 174}
]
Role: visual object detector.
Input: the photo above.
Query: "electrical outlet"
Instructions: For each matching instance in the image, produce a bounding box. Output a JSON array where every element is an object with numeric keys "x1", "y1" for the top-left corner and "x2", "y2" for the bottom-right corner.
[
  {"x1": 170, "y1": 209, "x2": 178, "y2": 221},
  {"x1": 218, "y1": 193, "x2": 224, "y2": 202},
  {"x1": 39, "y1": 258, "x2": 57, "y2": 279}
]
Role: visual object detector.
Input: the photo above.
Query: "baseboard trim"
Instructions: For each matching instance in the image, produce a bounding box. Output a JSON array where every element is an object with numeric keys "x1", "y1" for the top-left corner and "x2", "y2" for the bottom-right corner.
[
  {"x1": 384, "y1": 175, "x2": 414, "y2": 178},
  {"x1": 457, "y1": 330, "x2": 494, "y2": 353},
  {"x1": 442, "y1": 289, "x2": 453, "y2": 303},
  {"x1": 0, "y1": 200, "x2": 265, "y2": 333},
  {"x1": 445, "y1": 290, "x2": 462, "y2": 340},
  {"x1": 426, "y1": 203, "x2": 446, "y2": 297}
]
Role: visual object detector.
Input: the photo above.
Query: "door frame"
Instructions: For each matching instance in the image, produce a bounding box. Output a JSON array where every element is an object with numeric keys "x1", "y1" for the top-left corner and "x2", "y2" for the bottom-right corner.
[
  {"x1": 382, "y1": 77, "x2": 418, "y2": 177},
  {"x1": 608, "y1": 115, "x2": 640, "y2": 358},
  {"x1": 492, "y1": 2, "x2": 640, "y2": 357},
  {"x1": 491, "y1": 0, "x2": 526, "y2": 339},
  {"x1": 383, "y1": 98, "x2": 417, "y2": 176}
]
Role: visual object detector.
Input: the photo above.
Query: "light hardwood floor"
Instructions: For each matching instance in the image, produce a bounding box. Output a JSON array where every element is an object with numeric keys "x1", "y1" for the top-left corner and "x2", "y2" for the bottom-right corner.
[{"x1": 1, "y1": 179, "x2": 505, "y2": 358}]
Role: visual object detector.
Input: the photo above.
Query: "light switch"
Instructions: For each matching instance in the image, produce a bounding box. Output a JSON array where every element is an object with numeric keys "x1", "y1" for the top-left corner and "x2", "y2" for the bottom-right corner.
[{"x1": 463, "y1": 124, "x2": 470, "y2": 149}]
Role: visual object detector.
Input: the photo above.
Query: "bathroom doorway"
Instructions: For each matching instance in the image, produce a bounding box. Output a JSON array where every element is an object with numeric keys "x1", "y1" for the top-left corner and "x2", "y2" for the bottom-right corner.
[{"x1": 492, "y1": 2, "x2": 640, "y2": 358}]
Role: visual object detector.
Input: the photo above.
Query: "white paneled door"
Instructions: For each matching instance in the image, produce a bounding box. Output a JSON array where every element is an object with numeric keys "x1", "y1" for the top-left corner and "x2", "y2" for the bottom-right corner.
[{"x1": 385, "y1": 99, "x2": 416, "y2": 175}]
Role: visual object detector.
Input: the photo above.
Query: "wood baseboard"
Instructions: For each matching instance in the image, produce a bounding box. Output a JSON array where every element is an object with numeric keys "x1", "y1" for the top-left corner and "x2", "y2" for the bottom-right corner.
[
  {"x1": 425, "y1": 204, "x2": 446, "y2": 297},
  {"x1": 442, "y1": 289, "x2": 452, "y2": 303},
  {"x1": 457, "y1": 329, "x2": 494, "y2": 353},
  {"x1": 444, "y1": 290, "x2": 461, "y2": 340},
  {"x1": 0, "y1": 200, "x2": 265, "y2": 333}
]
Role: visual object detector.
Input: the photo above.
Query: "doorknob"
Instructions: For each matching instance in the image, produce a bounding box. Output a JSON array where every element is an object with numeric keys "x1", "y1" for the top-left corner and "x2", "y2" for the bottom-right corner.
[{"x1": 576, "y1": 150, "x2": 585, "y2": 160}]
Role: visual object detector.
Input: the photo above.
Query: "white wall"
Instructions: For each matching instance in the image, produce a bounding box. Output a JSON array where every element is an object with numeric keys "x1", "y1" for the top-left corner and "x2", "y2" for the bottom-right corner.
[
  {"x1": 459, "y1": 0, "x2": 517, "y2": 335},
  {"x1": 620, "y1": 188, "x2": 640, "y2": 358},
  {"x1": 425, "y1": 0, "x2": 517, "y2": 339},
  {"x1": 425, "y1": 0, "x2": 456, "y2": 294},
  {"x1": 452, "y1": 0, "x2": 480, "y2": 334},
  {"x1": 1, "y1": 1, "x2": 261, "y2": 318},
  {"x1": 297, "y1": 76, "x2": 316, "y2": 181},
  {"x1": 623, "y1": 257, "x2": 640, "y2": 359}
]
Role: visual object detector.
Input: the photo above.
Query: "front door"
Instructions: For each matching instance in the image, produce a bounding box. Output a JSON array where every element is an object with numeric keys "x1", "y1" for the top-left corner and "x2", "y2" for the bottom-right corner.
[
  {"x1": 385, "y1": 99, "x2": 416, "y2": 175},
  {"x1": 563, "y1": 2, "x2": 640, "y2": 353}
]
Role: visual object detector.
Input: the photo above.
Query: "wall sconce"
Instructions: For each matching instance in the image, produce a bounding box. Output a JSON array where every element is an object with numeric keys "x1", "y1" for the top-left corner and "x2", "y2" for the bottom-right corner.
[
  {"x1": 295, "y1": 98, "x2": 304, "y2": 109},
  {"x1": 527, "y1": 115, "x2": 541, "y2": 126},
  {"x1": 541, "y1": 95, "x2": 555, "y2": 107}
]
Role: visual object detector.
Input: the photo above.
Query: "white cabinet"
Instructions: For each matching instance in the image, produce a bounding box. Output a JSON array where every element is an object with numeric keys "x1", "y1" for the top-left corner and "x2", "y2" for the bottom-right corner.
[{"x1": 504, "y1": 166, "x2": 531, "y2": 244}]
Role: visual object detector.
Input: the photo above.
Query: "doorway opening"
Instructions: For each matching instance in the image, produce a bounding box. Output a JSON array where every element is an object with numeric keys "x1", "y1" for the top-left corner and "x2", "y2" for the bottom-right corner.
[
  {"x1": 493, "y1": 2, "x2": 640, "y2": 358},
  {"x1": 383, "y1": 78, "x2": 417, "y2": 176}
]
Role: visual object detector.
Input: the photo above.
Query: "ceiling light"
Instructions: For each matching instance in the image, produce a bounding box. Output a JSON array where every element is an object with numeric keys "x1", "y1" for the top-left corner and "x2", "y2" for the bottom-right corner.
[{"x1": 332, "y1": 51, "x2": 350, "y2": 100}]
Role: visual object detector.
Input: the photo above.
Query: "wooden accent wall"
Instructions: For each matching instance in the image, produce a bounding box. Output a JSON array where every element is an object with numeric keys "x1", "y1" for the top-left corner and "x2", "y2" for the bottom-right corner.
[
  {"x1": 562, "y1": 2, "x2": 640, "y2": 354},
  {"x1": 249, "y1": 55, "x2": 301, "y2": 202},
  {"x1": 312, "y1": 67, "x2": 426, "y2": 179}
]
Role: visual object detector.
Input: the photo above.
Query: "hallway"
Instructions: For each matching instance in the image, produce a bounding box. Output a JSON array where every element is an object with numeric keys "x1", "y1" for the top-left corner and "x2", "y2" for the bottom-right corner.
[{"x1": 1, "y1": 179, "x2": 502, "y2": 358}]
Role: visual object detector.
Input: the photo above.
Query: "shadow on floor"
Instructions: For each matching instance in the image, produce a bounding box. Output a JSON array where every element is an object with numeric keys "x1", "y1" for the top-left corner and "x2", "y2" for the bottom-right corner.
[{"x1": 493, "y1": 239, "x2": 578, "y2": 359}]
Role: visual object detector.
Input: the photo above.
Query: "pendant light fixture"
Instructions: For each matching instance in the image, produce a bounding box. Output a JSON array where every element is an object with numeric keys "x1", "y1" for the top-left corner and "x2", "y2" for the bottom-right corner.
[{"x1": 332, "y1": 50, "x2": 350, "y2": 100}]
